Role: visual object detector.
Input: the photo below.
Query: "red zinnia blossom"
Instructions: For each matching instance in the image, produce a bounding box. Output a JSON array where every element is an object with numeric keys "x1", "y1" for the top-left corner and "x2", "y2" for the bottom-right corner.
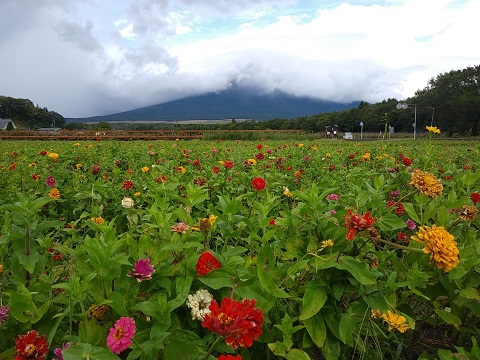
[
  {"x1": 218, "y1": 355, "x2": 242, "y2": 360},
  {"x1": 122, "y1": 180, "x2": 134, "y2": 190},
  {"x1": 251, "y1": 177, "x2": 266, "y2": 191},
  {"x1": 402, "y1": 157, "x2": 412, "y2": 166},
  {"x1": 397, "y1": 232, "x2": 408, "y2": 242},
  {"x1": 9, "y1": 162, "x2": 17, "y2": 171},
  {"x1": 328, "y1": 165, "x2": 336, "y2": 171},
  {"x1": 269, "y1": 219, "x2": 275, "y2": 226},
  {"x1": 91, "y1": 165, "x2": 101, "y2": 175},
  {"x1": 224, "y1": 161, "x2": 234, "y2": 169},
  {"x1": 343, "y1": 209, "x2": 376, "y2": 241},
  {"x1": 196, "y1": 252, "x2": 221, "y2": 276},
  {"x1": 39, "y1": 150, "x2": 47, "y2": 156},
  {"x1": 127, "y1": 258, "x2": 155, "y2": 282},
  {"x1": 202, "y1": 297, "x2": 263, "y2": 349},
  {"x1": 15, "y1": 330, "x2": 49, "y2": 360},
  {"x1": 256, "y1": 144, "x2": 263, "y2": 150},
  {"x1": 155, "y1": 175, "x2": 168, "y2": 183},
  {"x1": 471, "y1": 192, "x2": 480, "y2": 205},
  {"x1": 254, "y1": 153, "x2": 265, "y2": 161},
  {"x1": 32, "y1": 174, "x2": 40, "y2": 181},
  {"x1": 395, "y1": 202, "x2": 405, "y2": 215},
  {"x1": 213, "y1": 166, "x2": 220, "y2": 174}
]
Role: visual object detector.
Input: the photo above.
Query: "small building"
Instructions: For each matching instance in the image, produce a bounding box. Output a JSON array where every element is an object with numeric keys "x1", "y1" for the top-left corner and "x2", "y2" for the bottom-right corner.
[{"x1": 0, "y1": 119, "x2": 16, "y2": 130}]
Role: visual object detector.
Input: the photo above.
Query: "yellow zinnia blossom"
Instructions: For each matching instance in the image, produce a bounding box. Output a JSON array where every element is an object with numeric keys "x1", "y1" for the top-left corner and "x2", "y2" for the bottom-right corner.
[
  {"x1": 247, "y1": 158, "x2": 257, "y2": 165},
  {"x1": 325, "y1": 153, "x2": 331, "y2": 158},
  {"x1": 370, "y1": 309, "x2": 383, "y2": 320},
  {"x1": 141, "y1": 166, "x2": 150, "y2": 173},
  {"x1": 91, "y1": 217, "x2": 104, "y2": 225},
  {"x1": 47, "y1": 152, "x2": 59, "y2": 160},
  {"x1": 133, "y1": 192, "x2": 141, "y2": 197},
  {"x1": 362, "y1": 152, "x2": 371, "y2": 161},
  {"x1": 0, "y1": 264, "x2": 3, "y2": 275},
  {"x1": 73, "y1": 143, "x2": 80, "y2": 147},
  {"x1": 381, "y1": 310, "x2": 410, "y2": 333},
  {"x1": 411, "y1": 225, "x2": 459, "y2": 272},
  {"x1": 409, "y1": 170, "x2": 443, "y2": 198},
  {"x1": 208, "y1": 214, "x2": 217, "y2": 226},
  {"x1": 321, "y1": 239, "x2": 334, "y2": 248},
  {"x1": 283, "y1": 186, "x2": 293, "y2": 197},
  {"x1": 48, "y1": 188, "x2": 61, "y2": 199},
  {"x1": 176, "y1": 166, "x2": 186, "y2": 174},
  {"x1": 426, "y1": 126, "x2": 441, "y2": 134},
  {"x1": 76, "y1": 164, "x2": 83, "y2": 169}
]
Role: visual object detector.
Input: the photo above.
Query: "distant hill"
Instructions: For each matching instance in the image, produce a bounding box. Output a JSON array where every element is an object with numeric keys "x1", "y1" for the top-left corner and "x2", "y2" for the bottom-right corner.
[{"x1": 67, "y1": 86, "x2": 359, "y2": 123}]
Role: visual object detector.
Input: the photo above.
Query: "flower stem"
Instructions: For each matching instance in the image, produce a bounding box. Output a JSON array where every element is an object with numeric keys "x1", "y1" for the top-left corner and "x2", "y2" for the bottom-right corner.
[
  {"x1": 203, "y1": 336, "x2": 223, "y2": 360},
  {"x1": 371, "y1": 237, "x2": 424, "y2": 253}
]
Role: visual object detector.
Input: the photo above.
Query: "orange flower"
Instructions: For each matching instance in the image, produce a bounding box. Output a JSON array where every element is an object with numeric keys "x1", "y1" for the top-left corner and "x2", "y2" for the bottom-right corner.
[
  {"x1": 381, "y1": 310, "x2": 410, "y2": 333},
  {"x1": 409, "y1": 170, "x2": 443, "y2": 198},
  {"x1": 48, "y1": 188, "x2": 61, "y2": 199}
]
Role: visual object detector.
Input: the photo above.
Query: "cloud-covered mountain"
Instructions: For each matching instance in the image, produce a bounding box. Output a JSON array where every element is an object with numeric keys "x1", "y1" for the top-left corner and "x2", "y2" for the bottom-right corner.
[{"x1": 67, "y1": 86, "x2": 359, "y2": 123}]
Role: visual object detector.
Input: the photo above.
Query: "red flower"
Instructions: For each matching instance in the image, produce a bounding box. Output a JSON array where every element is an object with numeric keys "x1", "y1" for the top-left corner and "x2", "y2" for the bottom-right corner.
[
  {"x1": 394, "y1": 202, "x2": 405, "y2": 215},
  {"x1": 122, "y1": 180, "x2": 134, "y2": 190},
  {"x1": 386, "y1": 200, "x2": 395, "y2": 208},
  {"x1": 471, "y1": 192, "x2": 480, "y2": 205},
  {"x1": 196, "y1": 252, "x2": 221, "y2": 276},
  {"x1": 213, "y1": 166, "x2": 220, "y2": 174},
  {"x1": 224, "y1": 161, "x2": 234, "y2": 169},
  {"x1": 343, "y1": 210, "x2": 376, "y2": 241},
  {"x1": 397, "y1": 232, "x2": 408, "y2": 242},
  {"x1": 9, "y1": 162, "x2": 17, "y2": 171},
  {"x1": 256, "y1": 144, "x2": 263, "y2": 150},
  {"x1": 251, "y1": 177, "x2": 266, "y2": 191},
  {"x1": 202, "y1": 297, "x2": 263, "y2": 349},
  {"x1": 155, "y1": 175, "x2": 168, "y2": 183},
  {"x1": 328, "y1": 165, "x2": 335, "y2": 171},
  {"x1": 39, "y1": 150, "x2": 47, "y2": 156},
  {"x1": 32, "y1": 174, "x2": 40, "y2": 181},
  {"x1": 254, "y1": 153, "x2": 265, "y2": 161},
  {"x1": 218, "y1": 355, "x2": 242, "y2": 360},
  {"x1": 269, "y1": 219, "x2": 275, "y2": 226},
  {"x1": 15, "y1": 330, "x2": 49, "y2": 360},
  {"x1": 91, "y1": 165, "x2": 101, "y2": 175},
  {"x1": 402, "y1": 157, "x2": 412, "y2": 166}
]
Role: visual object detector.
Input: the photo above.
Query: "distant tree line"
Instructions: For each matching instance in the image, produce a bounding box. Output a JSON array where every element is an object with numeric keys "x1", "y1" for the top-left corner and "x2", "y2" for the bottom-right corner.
[
  {"x1": 0, "y1": 96, "x2": 65, "y2": 129},
  {"x1": 4, "y1": 64, "x2": 480, "y2": 136}
]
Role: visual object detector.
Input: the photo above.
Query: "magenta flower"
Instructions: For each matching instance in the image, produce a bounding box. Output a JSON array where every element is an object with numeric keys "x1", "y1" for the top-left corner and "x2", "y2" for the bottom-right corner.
[
  {"x1": 389, "y1": 190, "x2": 400, "y2": 198},
  {"x1": 91, "y1": 165, "x2": 101, "y2": 175},
  {"x1": 171, "y1": 222, "x2": 190, "y2": 234},
  {"x1": 127, "y1": 258, "x2": 155, "y2": 282},
  {"x1": 326, "y1": 193, "x2": 340, "y2": 201},
  {"x1": 53, "y1": 342, "x2": 71, "y2": 360},
  {"x1": 0, "y1": 306, "x2": 9, "y2": 324},
  {"x1": 406, "y1": 219, "x2": 416, "y2": 230},
  {"x1": 46, "y1": 175, "x2": 56, "y2": 187},
  {"x1": 106, "y1": 317, "x2": 136, "y2": 354}
]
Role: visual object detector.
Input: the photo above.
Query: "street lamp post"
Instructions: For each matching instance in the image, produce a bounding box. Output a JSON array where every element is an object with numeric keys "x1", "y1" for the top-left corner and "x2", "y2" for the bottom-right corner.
[
  {"x1": 396, "y1": 102, "x2": 417, "y2": 139},
  {"x1": 359, "y1": 121, "x2": 364, "y2": 139},
  {"x1": 430, "y1": 107, "x2": 435, "y2": 126}
]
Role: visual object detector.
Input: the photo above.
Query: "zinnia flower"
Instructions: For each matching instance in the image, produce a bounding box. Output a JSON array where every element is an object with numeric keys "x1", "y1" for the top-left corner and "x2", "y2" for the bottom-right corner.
[
  {"x1": 411, "y1": 225, "x2": 459, "y2": 272},
  {"x1": 45, "y1": 176, "x2": 56, "y2": 187},
  {"x1": 459, "y1": 205, "x2": 478, "y2": 221},
  {"x1": 128, "y1": 258, "x2": 155, "y2": 282},
  {"x1": 326, "y1": 193, "x2": 340, "y2": 201},
  {"x1": 202, "y1": 297, "x2": 263, "y2": 349},
  {"x1": 89, "y1": 304, "x2": 110, "y2": 320},
  {"x1": 321, "y1": 240, "x2": 334, "y2": 248},
  {"x1": 196, "y1": 252, "x2": 221, "y2": 276},
  {"x1": 471, "y1": 192, "x2": 480, "y2": 204},
  {"x1": 15, "y1": 330, "x2": 49, "y2": 360},
  {"x1": 426, "y1": 125, "x2": 441, "y2": 134},
  {"x1": 381, "y1": 310, "x2": 410, "y2": 333},
  {"x1": 409, "y1": 170, "x2": 443, "y2": 198},
  {"x1": 90, "y1": 217, "x2": 104, "y2": 225},
  {"x1": 141, "y1": 166, "x2": 150, "y2": 173},
  {"x1": 52, "y1": 342, "x2": 71, "y2": 360},
  {"x1": 0, "y1": 305, "x2": 9, "y2": 324},
  {"x1": 223, "y1": 160, "x2": 234, "y2": 169},
  {"x1": 122, "y1": 180, "x2": 134, "y2": 190},
  {"x1": 48, "y1": 152, "x2": 59, "y2": 161},
  {"x1": 121, "y1": 197, "x2": 135, "y2": 208},
  {"x1": 91, "y1": 165, "x2": 101, "y2": 174},
  {"x1": 283, "y1": 186, "x2": 292, "y2": 197},
  {"x1": 247, "y1": 158, "x2": 257, "y2": 165},
  {"x1": 218, "y1": 355, "x2": 242, "y2": 360},
  {"x1": 171, "y1": 222, "x2": 190, "y2": 234},
  {"x1": 251, "y1": 177, "x2": 266, "y2": 191},
  {"x1": 406, "y1": 219, "x2": 416, "y2": 230},
  {"x1": 343, "y1": 210, "x2": 376, "y2": 240},
  {"x1": 186, "y1": 289, "x2": 214, "y2": 321},
  {"x1": 106, "y1": 317, "x2": 136, "y2": 354},
  {"x1": 48, "y1": 188, "x2": 60, "y2": 199},
  {"x1": 370, "y1": 309, "x2": 383, "y2": 319},
  {"x1": 213, "y1": 166, "x2": 220, "y2": 174}
]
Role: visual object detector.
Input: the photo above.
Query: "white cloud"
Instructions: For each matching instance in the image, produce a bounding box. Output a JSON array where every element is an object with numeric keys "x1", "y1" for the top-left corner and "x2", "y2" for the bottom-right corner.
[{"x1": 0, "y1": 0, "x2": 478, "y2": 117}]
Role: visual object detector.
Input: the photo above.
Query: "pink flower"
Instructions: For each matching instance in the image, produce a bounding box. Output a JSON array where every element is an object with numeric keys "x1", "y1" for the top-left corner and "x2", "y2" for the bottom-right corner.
[
  {"x1": 46, "y1": 175, "x2": 56, "y2": 187},
  {"x1": 53, "y1": 342, "x2": 71, "y2": 360},
  {"x1": 0, "y1": 305, "x2": 9, "y2": 324},
  {"x1": 127, "y1": 258, "x2": 155, "y2": 282},
  {"x1": 106, "y1": 317, "x2": 136, "y2": 354},
  {"x1": 406, "y1": 219, "x2": 416, "y2": 230},
  {"x1": 171, "y1": 222, "x2": 190, "y2": 234},
  {"x1": 326, "y1": 193, "x2": 340, "y2": 201}
]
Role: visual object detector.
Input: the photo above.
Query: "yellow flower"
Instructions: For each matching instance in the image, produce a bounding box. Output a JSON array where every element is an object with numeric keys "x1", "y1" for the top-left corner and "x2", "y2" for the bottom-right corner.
[
  {"x1": 29, "y1": 162, "x2": 37, "y2": 167},
  {"x1": 48, "y1": 188, "x2": 60, "y2": 199},
  {"x1": 89, "y1": 304, "x2": 109, "y2": 320},
  {"x1": 298, "y1": 143, "x2": 304, "y2": 147},
  {"x1": 458, "y1": 205, "x2": 478, "y2": 221},
  {"x1": 362, "y1": 152, "x2": 371, "y2": 161},
  {"x1": 176, "y1": 166, "x2": 186, "y2": 174},
  {"x1": 371, "y1": 309, "x2": 383, "y2": 320},
  {"x1": 325, "y1": 153, "x2": 331, "y2": 158},
  {"x1": 76, "y1": 163, "x2": 83, "y2": 169},
  {"x1": 381, "y1": 310, "x2": 410, "y2": 333},
  {"x1": 141, "y1": 166, "x2": 150, "y2": 173},
  {"x1": 91, "y1": 217, "x2": 105, "y2": 225},
  {"x1": 47, "y1": 152, "x2": 59, "y2": 160},
  {"x1": 73, "y1": 143, "x2": 80, "y2": 147},
  {"x1": 218, "y1": 160, "x2": 224, "y2": 165},
  {"x1": 133, "y1": 192, "x2": 141, "y2": 197},
  {"x1": 320, "y1": 239, "x2": 334, "y2": 248},
  {"x1": 247, "y1": 158, "x2": 257, "y2": 165},
  {"x1": 411, "y1": 225, "x2": 459, "y2": 272},
  {"x1": 426, "y1": 126, "x2": 441, "y2": 134},
  {"x1": 409, "y1": 170, "x2": 443, "y2": 198},
  {"x1": 0, "y1": 264, "x2": 3, "y2": 275},
  {"x1": 283, "y1": 186, "x2": 293, "y2": 197},
  {"x1": 208, "y1": 214, "x2": 217, "y2": 226}
]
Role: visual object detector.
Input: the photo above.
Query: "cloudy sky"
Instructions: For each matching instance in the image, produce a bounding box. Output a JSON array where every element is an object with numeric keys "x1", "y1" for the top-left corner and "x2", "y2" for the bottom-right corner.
[{"x1": 1, "y1": 0, "x2": 478, "y2": 118}]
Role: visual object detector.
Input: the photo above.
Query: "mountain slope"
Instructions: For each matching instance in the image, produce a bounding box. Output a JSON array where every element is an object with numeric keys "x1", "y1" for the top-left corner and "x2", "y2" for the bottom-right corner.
[{"x1": 67, "y1": 87, "x2": 359, "y2": 122}]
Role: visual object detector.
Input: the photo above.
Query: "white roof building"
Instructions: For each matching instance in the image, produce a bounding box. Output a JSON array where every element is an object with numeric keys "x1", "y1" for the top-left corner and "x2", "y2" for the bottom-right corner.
[{"x1": 0, "y1": 119, "x2": 16, "y2": 130}]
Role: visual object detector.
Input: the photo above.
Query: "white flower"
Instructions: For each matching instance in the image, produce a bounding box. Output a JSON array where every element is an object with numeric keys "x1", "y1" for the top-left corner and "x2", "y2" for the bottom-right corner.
[
  {"x1": 186, "y1": 289, "x2": 213, "y2": 321},
  {"x1": 121, "y1": 197, "x2": 135, "y2": 208}
]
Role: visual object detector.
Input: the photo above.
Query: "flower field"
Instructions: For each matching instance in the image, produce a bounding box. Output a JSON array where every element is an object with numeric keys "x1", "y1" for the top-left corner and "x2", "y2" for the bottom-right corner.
[{"x1": 0, "y1": 135, "x2": 479, "y2": 360}]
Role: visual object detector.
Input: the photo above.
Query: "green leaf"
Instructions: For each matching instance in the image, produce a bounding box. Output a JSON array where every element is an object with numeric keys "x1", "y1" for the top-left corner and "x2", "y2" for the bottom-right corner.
[
  {"x1": 257, "y1": 265, "x2": 290, "y2": 298},
  {"x1": 300, "y1": 286, "x2": 327, "y2": 320},
  {"x1": 198, "y1": 269, "x2": 235, "y2": 289},
  {"x1": 305, "y1": 312, "x2": 327, "y2": 348},
  {"x1": 63, "y1": 343, "x2": 121, "y2": 360},
  {"x1": 339, "y1": 313, "x2": 357, "y2": 345},
  {"x1": 336, "y1": 256, "x2": 377, "y2": 285},
  {"x1": 434, "y1": 309, "x2": 462, "y2": 328},
  {"x1": 162, "y1": 329, "x2": 207, "y2": 360},
  {"x1": 403, "y1": 203, "x2": 421, "y2": 224},
  {"x1": 377, "y1": 213, "x2": 406, "y2": 232},
  {"x1": 285, "y1": 348, "x2": 311, "y2": 360}
]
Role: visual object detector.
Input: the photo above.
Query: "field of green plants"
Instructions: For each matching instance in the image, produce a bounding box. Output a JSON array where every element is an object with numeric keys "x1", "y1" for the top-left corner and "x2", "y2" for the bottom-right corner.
[{"x1": 0, "y1": 133, "x2": 479, "y2": 360}]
